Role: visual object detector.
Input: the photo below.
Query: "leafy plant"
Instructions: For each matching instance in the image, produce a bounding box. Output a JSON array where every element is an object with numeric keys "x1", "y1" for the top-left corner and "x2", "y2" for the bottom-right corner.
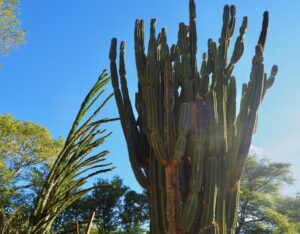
[
  {"x1": 27, "y1": 70, "x2": 117, "y2": 233},
  {"x1": 0, "y1": 0, "x2": 25, "y2": 67},
  {"x1": 237, "y1": 156, "x2": 299, "y2": 234}
]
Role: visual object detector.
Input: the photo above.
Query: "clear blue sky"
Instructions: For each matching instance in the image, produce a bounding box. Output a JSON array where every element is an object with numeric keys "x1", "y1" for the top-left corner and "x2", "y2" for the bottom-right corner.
[{"x1": 1, "y1": 0, "x2": 299, "y2": 194}]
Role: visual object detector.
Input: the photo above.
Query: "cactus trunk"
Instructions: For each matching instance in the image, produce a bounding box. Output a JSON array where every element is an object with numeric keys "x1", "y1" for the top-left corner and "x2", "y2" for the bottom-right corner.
[{"x1": 109, "y1": 1, "x2": 277, "y2": 233}]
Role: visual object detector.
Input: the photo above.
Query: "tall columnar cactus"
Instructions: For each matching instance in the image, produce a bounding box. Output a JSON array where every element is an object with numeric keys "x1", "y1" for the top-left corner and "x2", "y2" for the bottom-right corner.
[{"x1": 109, "y1": 1, "x2": 277, "y2": 233}]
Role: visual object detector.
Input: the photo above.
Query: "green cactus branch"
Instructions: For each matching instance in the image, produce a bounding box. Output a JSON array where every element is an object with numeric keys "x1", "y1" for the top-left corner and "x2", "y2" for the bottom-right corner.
[
  {"x1": 109, "y1": 1, "x2": 277, "y2": 233},
  {"x1": 27, "y1": 71, "x2": 117, "y2": 234}
]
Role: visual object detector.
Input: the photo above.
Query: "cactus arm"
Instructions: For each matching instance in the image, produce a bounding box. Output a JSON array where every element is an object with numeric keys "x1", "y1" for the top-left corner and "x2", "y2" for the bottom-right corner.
[
  {"x1": 266, "y1": 65, "x2": 278, "y2": 89},
  {"x1": 189, "y1": 0, "x2": 198, "y2": 81},
  {"x1": 182, "y1": 193, "x2": 198, "y2": 232},
  {"x1": 110, "y1": 38, "x2": 127, "y2": 133},
  {"x1": 162, "y1": 35, "x2": 176, "y2": 159},
  {"x1": 226, "y1": 16, "x2": 248, "y2": 78},
  {"x1": 199, "y1": 52, "x2": 209, "y2": 97},
  {"x1": 109, "y1": 39, "x2": 149, "y2": 189},
  {"x1": 182, "y1": 132, "x2": 204, "y2": 232},
  {"x1": 226, "y1": 76, "x2": 236, "y2": 143},
  {"x1": 258, "y1": 11, "x2": 269, "y2": 51},
  {"x1": 142, "y1": 19, "x2": 168, "y2": 166},
  {"x1": 235, "y1": 45, "x2": 265, "y2": 181},
  {"x1": 173, "y1": 103, "x2": 191, "y2": 164},
  {"x1": 203, "y1": 156, "x2": 218, "y2": 233},
  {"x1": 134, "y1": 19, "x2": 146, "y2": 80},
  {"x1": 178, "y1": 22, "x2": 194, "y2": 101},
  {"x1": 119, "y1": 41, "x2": 147, "y2": 167},
  {"x1": 228, "y1": 5, "x2": 236, "y2": 38}
]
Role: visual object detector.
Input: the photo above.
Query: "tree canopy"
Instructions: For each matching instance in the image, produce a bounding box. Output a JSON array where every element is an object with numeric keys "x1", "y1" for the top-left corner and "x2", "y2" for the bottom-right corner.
[
  {"x1": 53, "y1": 177, "x2": 149, "y2": 234},
  {"x1": 237, "y1": 156, "x2": 300, "y2": 233},
  {"x1": 0, "y1": 113, "x2": 64, "y2": 232},
  {"x1": 0, "y1": 0, "x2": 25, "y2": 57}
]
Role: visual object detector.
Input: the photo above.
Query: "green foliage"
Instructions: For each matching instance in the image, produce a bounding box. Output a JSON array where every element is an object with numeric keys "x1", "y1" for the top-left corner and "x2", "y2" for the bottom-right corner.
[
  {"x1": 0, "y1": 113, "x2": 63, "y2": 233},
  {"x1": 52, "y1": 177, "x2": 149, "y2": 234},
  {"x1": 28, "y1": 70, "x2": 116, "y2": 233},
  {"x1": 276, "y1": 195, "x2": 300, "y2": 227},
  {"x1": 0, "y1": 113, "x2": 64, "y2": 188},
  {"x1": 120, "y1": 190, "x2": 149, "y2": 233},
  {"x1": 91, "y1": 176, "x2": 129, "y2": 233},
  {"x1": 109, "y1": 0, "x2": 277, "y2": 233},
  {"x1": 0, "y1": 0, "x2": 25, "y2": 57},
  {"x1": 237, "y1": 156, "x2": 300, "y2": 234}
]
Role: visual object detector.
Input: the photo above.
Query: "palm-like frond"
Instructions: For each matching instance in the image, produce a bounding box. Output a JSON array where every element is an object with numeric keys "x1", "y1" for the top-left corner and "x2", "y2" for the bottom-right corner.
[{"x1": 28, "y1": 70, "x2": 117, "y2": 233}]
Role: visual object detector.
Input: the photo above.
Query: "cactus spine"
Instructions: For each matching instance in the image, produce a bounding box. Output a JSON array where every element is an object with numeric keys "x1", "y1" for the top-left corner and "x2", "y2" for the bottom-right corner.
[{"x1": 109, "y1": 1, "x2": 277, "y2": 233}]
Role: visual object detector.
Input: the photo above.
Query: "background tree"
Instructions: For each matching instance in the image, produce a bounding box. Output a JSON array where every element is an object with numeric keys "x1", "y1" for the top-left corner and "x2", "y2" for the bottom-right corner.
[
  {"x1": 90, "y1": 176, "x2": 129, "y2": 233},
  {"x1": 275, "y1": 194, "x2": 300, "y2": 231},
  {"x1": 120, "y1": 190, "x2": 149, "y2": 233},
  {"x1": 52, "y1": 197, "x2": 97, "y2": 233},
  {"x1": 0, "y1": 113, "x2": 64, "y2": 232},
  {"x1": 0, "y1": 0, "x2": 25, "y2": 57},
  {"x1": 236, "y1": 156, "x2": 300, "y2": 234},
  {"x1": 0, "y1": 114, "x2": 64, "y2": 189},
  {"x1": 53, "y1": 177, "x2": 149, "y2": 234}
]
